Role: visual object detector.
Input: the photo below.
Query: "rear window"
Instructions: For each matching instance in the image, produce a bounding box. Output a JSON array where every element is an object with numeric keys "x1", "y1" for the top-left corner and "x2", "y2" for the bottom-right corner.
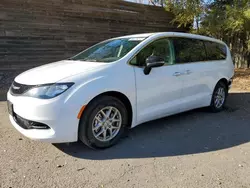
[
  {"x1": 172, "y1": 38, "x2": 207, "y2": 63},
  {"x1": 204, "y1": 41, "x2": 227, "y2": 60}
]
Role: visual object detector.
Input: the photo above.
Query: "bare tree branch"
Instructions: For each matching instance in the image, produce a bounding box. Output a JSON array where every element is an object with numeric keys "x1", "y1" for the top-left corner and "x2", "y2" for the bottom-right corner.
[{"x1": 149, "y1": 0, "x2": 157, "y2": 6}]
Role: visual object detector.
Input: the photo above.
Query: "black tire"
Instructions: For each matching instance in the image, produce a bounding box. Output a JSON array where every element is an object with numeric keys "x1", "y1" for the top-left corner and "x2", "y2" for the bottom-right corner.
[
  {"x1": 209, "y1": 81, "x2": 228, "y2": 112},
  {"x1": 78, "y1": 96, "x2": 129, "y2": 149}
]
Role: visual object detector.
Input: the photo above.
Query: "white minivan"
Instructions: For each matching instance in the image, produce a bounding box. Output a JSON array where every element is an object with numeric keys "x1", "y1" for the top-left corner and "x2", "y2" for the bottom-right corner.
[{"x1": 7, "y1": 32, "x2": 234, "y2": 148}]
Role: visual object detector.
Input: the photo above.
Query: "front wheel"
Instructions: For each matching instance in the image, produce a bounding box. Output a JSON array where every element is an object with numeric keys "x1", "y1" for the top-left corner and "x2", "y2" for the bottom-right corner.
[
  {"x1": 78, "y1": 96, "x2": 129, "y2": 149},
  {"x1": 209, "y1": 81, "x2": 228, "y2": 112}
]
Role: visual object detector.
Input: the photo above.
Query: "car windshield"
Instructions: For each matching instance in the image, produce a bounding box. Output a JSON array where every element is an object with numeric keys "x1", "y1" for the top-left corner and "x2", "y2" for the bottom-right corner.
[{"x1": 70, "y1": 37, "x2": 146, "y2": 63}]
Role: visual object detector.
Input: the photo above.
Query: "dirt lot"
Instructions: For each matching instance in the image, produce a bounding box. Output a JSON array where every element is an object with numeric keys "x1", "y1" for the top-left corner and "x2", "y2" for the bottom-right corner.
[
  {"x1": 231, "y1": 69, "x2": 250, "y2": 91},
  {"x1": 1, "y1": 69, "x2": 250, "y2": 188}
]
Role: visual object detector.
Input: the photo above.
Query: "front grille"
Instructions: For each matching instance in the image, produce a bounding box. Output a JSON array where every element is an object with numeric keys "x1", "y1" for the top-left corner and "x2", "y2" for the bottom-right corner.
[
  {"x1": 13, "y1": 113, "x2": 50, "y2": 130},
  {"x1": 10, "y1": 81, "x2": 35, "y2": 95}
]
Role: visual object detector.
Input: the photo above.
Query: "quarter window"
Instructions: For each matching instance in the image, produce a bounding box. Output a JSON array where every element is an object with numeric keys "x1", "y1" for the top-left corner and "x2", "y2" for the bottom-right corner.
[
  {"x1": 204, "y1": 41, "x2": 227, "y2": 60},
  {"x1": 130, "y1": 38, "x2": 172, "y2": 66},
  {"x1": 172, "y1": 38, "x2": 207, "y2": 63}
]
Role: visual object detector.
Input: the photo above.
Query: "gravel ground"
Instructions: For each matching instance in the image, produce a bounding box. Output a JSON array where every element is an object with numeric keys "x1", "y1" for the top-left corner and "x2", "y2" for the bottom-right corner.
[{"x1": 1, "y1": 71, "x2": 250, "y2": 188}]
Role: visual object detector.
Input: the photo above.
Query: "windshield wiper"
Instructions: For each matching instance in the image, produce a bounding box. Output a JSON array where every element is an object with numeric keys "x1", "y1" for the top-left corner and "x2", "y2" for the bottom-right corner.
[
  {"x1": 67, "y1": 58, "x2": 101, "y2": 62},
  {"x1": 75, "y1": 59, "x2": 97, "y2": 62}
]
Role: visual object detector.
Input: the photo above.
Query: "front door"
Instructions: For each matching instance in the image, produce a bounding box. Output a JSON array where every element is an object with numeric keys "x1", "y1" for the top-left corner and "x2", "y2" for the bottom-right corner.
[{"x1": 131, "y1": 38, "x2": 183, "y2": 124}]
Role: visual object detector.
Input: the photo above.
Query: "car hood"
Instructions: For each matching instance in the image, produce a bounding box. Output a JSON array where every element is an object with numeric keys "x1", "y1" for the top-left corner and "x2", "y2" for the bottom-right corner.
[{"x1": 15, "y1": 60, "x2": 109, "y2": 85}]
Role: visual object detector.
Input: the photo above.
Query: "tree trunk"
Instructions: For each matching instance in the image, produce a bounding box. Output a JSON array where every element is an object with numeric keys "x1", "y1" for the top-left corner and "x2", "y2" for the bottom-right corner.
[{"x1": 196, "y1": 18, "x2": 199, "y2": 33}]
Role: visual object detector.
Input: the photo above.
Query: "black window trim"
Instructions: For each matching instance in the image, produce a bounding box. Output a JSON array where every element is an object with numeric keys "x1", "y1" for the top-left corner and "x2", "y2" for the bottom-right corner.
[
  {"x1": 127, "y1": 36, "x2": 227, "y2": 67},
  {"x1": 128, "y1": 37, "x2": 175, "y2": 68}
]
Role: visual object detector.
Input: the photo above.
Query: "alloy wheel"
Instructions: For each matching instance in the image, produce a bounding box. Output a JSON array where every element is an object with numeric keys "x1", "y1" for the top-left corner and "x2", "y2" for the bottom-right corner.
[
  {"x1": 214, "y1": 87, "x2": 225, "y2": 109},
  {"x1": 92, "y1": 106, "x2": 122, "y2": 142}
]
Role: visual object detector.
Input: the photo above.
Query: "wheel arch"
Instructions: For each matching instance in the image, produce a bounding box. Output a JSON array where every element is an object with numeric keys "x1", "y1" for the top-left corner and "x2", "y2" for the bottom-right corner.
[
  {"x1": 79, "y1": 91, "x2": 133, "y2": 129},
  {"x1": 217, "y1": 78, "x2": 229, "y2": 90},
  {"x1": 209, "y1": 77, "x2": 229, "y2": 104}
]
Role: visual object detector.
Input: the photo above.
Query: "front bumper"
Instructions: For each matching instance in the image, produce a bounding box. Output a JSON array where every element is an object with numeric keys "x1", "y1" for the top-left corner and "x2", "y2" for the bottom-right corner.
[{"x1": 7, "y1": 91, "x2": 79, "y2": 143}]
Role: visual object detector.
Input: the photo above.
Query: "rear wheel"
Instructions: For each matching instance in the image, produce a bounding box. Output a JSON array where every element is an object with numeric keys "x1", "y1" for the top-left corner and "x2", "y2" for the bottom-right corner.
[
  {"x1": 78, "y1": 96, "x2": 128, "y2": 149},
  {"x1": 209, "y1": 81, "x2": 228, "y2": 112}
]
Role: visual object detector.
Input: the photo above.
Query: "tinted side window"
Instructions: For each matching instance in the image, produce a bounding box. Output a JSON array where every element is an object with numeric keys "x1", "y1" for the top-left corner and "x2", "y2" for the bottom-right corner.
[
  {"x1": 204, "y1": 41, "x2": 227, "y2": 60},
  {"x1": 172, "y1": 38, "x2": 206, "y2": 63},
  {"x1": 130, "y1": 38, "x2": 171, "y2": 66}
]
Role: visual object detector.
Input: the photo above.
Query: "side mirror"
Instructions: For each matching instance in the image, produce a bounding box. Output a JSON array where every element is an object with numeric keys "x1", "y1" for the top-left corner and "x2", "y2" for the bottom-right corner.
[{"x1": 144, "y1": 56, "x2": 165, "y2": 75}]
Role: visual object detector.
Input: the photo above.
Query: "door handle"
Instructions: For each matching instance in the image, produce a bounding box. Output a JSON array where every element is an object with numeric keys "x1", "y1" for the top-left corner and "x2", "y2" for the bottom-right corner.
[
  {"x1": 173, "y1": 72, "x2": 182, "y2": 77},
  {"x1": 185, "y1": 70, "x2": 192, "y2": 75}
]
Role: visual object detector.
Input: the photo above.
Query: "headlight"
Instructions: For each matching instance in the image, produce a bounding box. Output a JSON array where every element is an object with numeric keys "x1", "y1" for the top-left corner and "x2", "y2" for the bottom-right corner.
[{"x1": 24, "y1": 83, "x2": 74, "y2": 99}]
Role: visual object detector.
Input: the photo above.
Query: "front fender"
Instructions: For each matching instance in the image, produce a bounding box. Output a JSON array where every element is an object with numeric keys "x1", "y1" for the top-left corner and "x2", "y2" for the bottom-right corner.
[{"x1": 62, "y1": 72, "x2": 137, "y2": 128}]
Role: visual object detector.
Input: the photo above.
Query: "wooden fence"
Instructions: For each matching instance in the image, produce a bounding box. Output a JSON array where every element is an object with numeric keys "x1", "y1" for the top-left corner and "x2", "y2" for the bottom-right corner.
[{"x1": 0, "y1": 0, "x2": 187, "y2": 70}]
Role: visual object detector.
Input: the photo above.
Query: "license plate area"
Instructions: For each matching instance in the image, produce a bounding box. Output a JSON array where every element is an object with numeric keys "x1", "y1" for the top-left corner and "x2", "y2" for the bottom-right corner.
[{"x1": 7, "y1": 100, "x2": 14, "y2": 116}]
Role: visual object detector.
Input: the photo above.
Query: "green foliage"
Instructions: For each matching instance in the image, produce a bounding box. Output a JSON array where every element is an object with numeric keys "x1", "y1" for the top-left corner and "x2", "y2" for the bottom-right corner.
[
  {"x1": 164, "y1": 0, "x2": 209, "y2": 29},
  {"x1": 224, "y1": 1, "x2": 250, "y2": 32},
  {"x1": 163, "y1": 0, "x2": 250, "y2": 67}
]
